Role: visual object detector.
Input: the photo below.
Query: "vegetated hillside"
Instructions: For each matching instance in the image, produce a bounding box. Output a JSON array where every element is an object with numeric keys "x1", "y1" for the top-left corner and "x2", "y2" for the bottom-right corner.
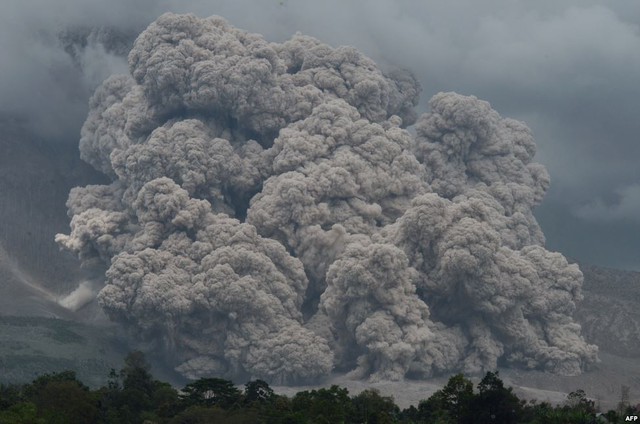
[
  {"x1": 0, "y1": 316, "x2": 127, "y2": 387},
  {"x1": 0, "y1": 120, "x2": 125, "y2": 387}
]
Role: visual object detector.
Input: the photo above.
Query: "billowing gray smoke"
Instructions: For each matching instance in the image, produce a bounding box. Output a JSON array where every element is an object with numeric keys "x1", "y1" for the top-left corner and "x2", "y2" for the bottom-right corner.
[{"x1": 56, "y1": 12, "x2": 597, "y2": 383}]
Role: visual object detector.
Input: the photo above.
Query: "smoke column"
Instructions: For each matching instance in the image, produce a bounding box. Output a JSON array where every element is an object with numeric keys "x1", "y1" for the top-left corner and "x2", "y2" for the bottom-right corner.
[{"x1": 56, "y1": 13, "x2": 597, "y2": 383}]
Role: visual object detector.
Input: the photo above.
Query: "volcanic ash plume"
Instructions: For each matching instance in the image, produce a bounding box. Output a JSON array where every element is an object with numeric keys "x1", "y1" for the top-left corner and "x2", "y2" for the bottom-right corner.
[{"x1": 56, "y1": 12, "x2": 597, "y2": 383}]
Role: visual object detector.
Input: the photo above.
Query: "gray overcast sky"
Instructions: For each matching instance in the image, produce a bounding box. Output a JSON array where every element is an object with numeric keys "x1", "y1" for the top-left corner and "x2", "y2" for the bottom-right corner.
[{"x1": 2, "y1": 0, "x2": 639, "y2": 270}]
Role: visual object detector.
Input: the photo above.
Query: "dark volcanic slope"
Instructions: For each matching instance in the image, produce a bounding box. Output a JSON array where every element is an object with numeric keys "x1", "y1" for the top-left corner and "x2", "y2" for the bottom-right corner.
[
  {"x1": 0, "y1": 118, "x2": 106, "y2": 312},
  {"x1": 0, "y1": 242, "x2": 75, "y2": 319},
  {"x1": 575, "y1": 262, "x2": 640, "y2": 358}
]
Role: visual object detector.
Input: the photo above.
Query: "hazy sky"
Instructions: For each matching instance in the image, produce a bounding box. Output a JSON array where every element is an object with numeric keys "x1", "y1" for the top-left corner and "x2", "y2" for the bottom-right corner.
[{"x1": 2, "y1": 0, "x2": 640, "y2": 270}]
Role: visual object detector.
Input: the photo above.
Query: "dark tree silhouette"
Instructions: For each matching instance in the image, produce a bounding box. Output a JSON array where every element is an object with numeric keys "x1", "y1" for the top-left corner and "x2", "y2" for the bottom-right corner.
[
  {"x1": 472, "y1": 371, "x2": 523, "y2": 424},
  {"x1": 181, "y1": 378, "x2": 242, "y2": 409},
  {"x1": 244, "y1": 379, "x2": 275, "y2": 404},
  {"x1": 418, "y1": 373, "x2": 474, "y2": 423}
]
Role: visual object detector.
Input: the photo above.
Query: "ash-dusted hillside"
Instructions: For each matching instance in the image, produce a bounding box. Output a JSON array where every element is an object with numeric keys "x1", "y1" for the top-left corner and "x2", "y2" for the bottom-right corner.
[
  {"x1": 0, "y1": 120, "x2": 106, "y2": 299},
  {"x1": 575, "y1": 262, "x2": 640, "y2": 358},
  {"x1": 0, "y1": 26, "x2": 135, "y2": 314}
]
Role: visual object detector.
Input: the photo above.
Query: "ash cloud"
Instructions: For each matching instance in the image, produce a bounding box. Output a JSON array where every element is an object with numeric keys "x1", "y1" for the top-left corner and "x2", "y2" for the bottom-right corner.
[{"x1": 57, "y1": 13, "x2": 597, "y2": 383}]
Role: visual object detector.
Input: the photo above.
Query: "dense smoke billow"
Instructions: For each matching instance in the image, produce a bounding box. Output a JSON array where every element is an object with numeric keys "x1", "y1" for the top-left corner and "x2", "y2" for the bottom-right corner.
[{"x1": 56, "y1": 13, "x2": 597, "y2": 384}]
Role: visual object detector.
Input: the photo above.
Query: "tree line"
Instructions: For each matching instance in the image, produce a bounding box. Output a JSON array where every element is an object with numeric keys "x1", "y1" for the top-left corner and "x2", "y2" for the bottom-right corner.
[{"x1": 0, "y1": 351, "x2": 636, "y2": 423}]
